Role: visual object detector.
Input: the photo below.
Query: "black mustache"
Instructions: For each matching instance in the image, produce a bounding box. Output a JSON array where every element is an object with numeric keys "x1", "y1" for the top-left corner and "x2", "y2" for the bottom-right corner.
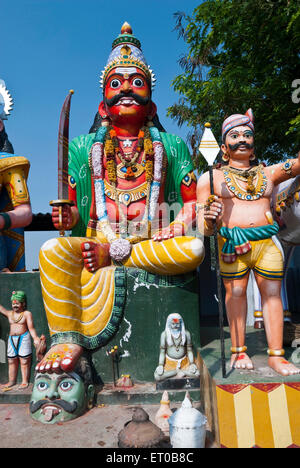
[
  {"x1": 30, "y1": 399, "x2": 78, "y2": 414},
  {"x1": 228, "y1": 142, "x2": 254, "y2": 151},
  {"x1": 105, "y1": 92, "x2": 150, "y2": 107}
]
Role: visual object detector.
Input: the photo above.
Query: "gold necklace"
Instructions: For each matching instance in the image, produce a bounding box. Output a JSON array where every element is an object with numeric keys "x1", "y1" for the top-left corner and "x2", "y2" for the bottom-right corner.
[
  {"x1": 12, "y1": 311, "x2": 24, "y2": 323},
  {"x1": 222, "y1": 164, "x2": 268, "y2": 200},
  {"x1": 172, "y1": 334, "x2": 182, "y2": 352}
]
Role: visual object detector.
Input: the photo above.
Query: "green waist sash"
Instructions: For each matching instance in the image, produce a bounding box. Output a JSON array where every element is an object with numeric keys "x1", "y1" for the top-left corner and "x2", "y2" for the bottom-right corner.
[{"x1": 219, "y1": 222, "x2": 280, "y2": 263}]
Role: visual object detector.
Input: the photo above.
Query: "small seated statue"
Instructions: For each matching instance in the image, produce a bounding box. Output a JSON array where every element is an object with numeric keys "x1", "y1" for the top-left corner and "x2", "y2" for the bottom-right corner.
[{"x1": 154, "y1": 313, "x2": 200, "y2": 382}]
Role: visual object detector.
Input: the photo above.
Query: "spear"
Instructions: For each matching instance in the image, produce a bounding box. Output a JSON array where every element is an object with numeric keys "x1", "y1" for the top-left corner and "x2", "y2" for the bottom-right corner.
[
  {"x1": 199, "y1": 122, "x2": 226, "y2": 378},
  {"x1": 50, "y1": 90, "x2": 75, "y2": 236}
]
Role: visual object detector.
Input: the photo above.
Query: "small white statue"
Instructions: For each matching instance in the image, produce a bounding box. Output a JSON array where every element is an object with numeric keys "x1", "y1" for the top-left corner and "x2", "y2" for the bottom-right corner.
[{"x1": 154, "y1": 313, "x2": 200, "y2": 382}]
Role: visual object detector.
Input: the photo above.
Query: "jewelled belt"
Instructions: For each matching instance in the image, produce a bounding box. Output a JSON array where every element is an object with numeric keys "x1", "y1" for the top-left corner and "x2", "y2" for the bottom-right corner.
[{"x1": 104, "y1": 179, "x2": 148, "y2": 206}]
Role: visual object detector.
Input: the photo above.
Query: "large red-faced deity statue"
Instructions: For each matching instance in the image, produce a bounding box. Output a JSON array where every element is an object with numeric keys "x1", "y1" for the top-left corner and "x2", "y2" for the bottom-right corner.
[{"x1": 35, "y1": 23, "x2": 204, "y2": 375}]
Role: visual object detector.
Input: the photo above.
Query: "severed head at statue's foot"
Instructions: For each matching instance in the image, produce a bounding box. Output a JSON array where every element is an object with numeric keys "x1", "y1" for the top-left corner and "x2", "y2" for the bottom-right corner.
[
  {"x1": 30, "y1": 355, "x2": 95, "y2": 424},
  {"x1": 31, "y1": 23, "x2": 204, "y2": 422}
]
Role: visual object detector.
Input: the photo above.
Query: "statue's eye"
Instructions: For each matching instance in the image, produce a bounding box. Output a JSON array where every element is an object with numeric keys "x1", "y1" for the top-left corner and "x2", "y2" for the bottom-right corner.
[
  {"x1": 110, "y1": 79, "x2": 122, "y2": 89},
  {"x1": 59, "y1": 381, "x2": 74, "y2": 392},
  {"x1": 132, "y1": 78, "x2": 144, "y2": 88},
  {"x1": 37, "y1": 381, "x2": 49, "y2": 392}
]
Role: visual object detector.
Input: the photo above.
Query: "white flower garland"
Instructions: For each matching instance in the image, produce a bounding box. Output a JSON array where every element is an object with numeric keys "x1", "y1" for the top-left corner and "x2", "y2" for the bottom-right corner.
[{"x1": 90, "y1": 127, "x2": 164, "y2": 262}]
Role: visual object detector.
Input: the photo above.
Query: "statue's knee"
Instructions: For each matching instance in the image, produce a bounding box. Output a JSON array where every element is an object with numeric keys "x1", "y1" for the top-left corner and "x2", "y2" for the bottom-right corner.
[
  {"x1": 40, "y1": 238, "x2": 60, "y2": 253},
  {"x1": 256, "y1": 276, "x2": 282, "y2": 300},
  {"x1": 229, "y1": 285, "x2": 247, "y2": 299},
  {"x1": 189, "y1": 237, "x2": 205, "y2": 262}
]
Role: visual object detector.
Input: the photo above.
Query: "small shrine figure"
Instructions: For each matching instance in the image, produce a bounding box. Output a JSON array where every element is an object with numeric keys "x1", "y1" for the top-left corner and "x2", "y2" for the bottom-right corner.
[
  {"x1": 154, "y1": 313, "x2": 200, "y2": 382},
  {"x1": 0, "y1": 291, "x2": 41, "y2": 390},
  {"x1": 154, "y1": 390, "x2": 173, "y2": 436},
  {"x1": 197, "y1": 109, "x2": 300, "y2": 376}
]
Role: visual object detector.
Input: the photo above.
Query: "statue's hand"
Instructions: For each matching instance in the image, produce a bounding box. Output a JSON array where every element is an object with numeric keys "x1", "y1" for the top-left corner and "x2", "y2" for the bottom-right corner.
[
  {"x1": 155, "y1": 365, "x2": 164, "y2": 376},
  {"x1": 188, "y1": 363, "x2": 198, "y2": 374},
  {"x1": 203, "y1": 195, "x2": 224, "y2": 229},
  {"x1": 52, "y1": 205, "x2": 73, "y2": 231},
  {"x1": 33, "y1": 337, "x2": 41, "y2": 348}
]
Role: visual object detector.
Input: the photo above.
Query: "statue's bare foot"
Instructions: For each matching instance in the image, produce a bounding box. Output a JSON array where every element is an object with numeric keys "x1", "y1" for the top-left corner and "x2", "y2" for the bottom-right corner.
[
  {"x1": 81, "y1": 241, "x2": 110, "y2": 273},
  {"x1": 35, "y1": 343, "x2": 83, "y2": 374},
  {"x1": 268, "y1": 356, "x2": 300, "y2": 376},
  {"x1": 231, "y1": 353, "x2": 254, "y2": 370},
  {"x1": 1, "y1": 381, "x2": 16, "y2": 390}
]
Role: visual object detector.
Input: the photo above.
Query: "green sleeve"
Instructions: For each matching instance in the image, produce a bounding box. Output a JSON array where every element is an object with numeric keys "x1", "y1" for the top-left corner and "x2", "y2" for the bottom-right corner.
[
  {"x1": 68, "y1": 132, "x2": 194, "y2": 233},
  {"x1": 160, "y1": 133, "x2": 194, "y2": 217},
  {"x1": 68, "y1": 133, "x2": 95, "y2": 237}
]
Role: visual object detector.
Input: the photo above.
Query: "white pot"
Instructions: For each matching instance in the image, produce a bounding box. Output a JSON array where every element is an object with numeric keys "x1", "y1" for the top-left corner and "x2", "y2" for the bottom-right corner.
[{"x1": 169, "y1": 395, "x2": 207, "y2": 448}]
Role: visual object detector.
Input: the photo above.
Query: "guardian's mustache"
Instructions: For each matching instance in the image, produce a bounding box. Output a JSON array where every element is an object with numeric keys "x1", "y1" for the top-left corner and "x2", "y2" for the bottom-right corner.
[
  {"x1": 228, "y1": 141, "x2": 254, "y2": 151},
  {"x1": 30, "y1": 399, "x2": 78, "y2": 414},
  {"x1": 104, "y1": 92, "x2": 150, "y2": 107}
]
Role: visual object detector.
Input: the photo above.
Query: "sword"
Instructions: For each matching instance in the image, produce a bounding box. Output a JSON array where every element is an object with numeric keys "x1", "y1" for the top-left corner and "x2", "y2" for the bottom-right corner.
[
  {"x1": 50, "y1": 90, "x2": 75, "y2": 236},
  {"x1": 199, "y1": 122, "x2": 227, "y2": 378}
]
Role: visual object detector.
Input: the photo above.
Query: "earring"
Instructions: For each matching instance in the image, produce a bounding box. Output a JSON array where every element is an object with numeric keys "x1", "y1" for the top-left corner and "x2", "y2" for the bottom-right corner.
[
  {"x1": 222, "y1": 152, "x2": 229, "y2": 162},
  {"x1": 250, "y1": 153, "x2": 256, "y2": 161},
  {"x1": 101, "y1": 116, "x2": 110, "y2": 127}
]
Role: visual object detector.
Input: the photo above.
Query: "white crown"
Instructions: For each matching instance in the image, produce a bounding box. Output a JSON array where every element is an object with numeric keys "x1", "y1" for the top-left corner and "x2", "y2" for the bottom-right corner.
[{"x1": 0, "y1": 82, "x2": 13, "y2": 120}]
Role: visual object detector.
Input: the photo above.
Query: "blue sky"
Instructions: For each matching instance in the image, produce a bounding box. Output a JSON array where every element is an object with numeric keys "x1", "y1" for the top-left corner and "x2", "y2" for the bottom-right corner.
[{"x1": 1, "y1": 0, "x2": 201, "y2": 269}]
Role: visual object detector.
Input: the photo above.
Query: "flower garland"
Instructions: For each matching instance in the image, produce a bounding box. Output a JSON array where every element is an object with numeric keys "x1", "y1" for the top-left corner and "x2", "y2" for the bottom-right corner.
[
  {"x1": 89, "y1": 125, "x2": 164, "y2": 262},
  {"x1": 104, "y1": 126, "x2": 154, "y2": 182}
]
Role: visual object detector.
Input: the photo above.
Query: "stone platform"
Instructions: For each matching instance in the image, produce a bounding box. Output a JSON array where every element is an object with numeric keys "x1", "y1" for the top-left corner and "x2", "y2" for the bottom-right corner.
[
  {"x1": 199, "y1": 327, "x2": 300, "y2": 448},
  {"x1": 0, "y1": 381, "x2": 200, "y2": 406}
]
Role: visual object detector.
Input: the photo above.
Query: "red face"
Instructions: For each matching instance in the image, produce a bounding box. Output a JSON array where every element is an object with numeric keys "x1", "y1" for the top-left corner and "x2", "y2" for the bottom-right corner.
[{"x1": 100, "y1": 68, "x2": 155, "y2": 131}]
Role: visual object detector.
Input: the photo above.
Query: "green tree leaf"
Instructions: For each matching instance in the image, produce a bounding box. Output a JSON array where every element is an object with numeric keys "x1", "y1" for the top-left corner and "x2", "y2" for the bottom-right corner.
[{"x1": 169, "y1": 0, "x2": 300, "y2": 172}]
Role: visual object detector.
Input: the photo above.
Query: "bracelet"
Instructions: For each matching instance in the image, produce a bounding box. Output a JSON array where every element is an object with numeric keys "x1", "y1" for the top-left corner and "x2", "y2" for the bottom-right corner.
[
  {"x1": 231, "y1": 346, "x2": 247, "y2": 354},
  {"x1": 0, "y1": 212, "x2": 12, "y2": 230},
  {"x1": 267, "y1": 348, "x2": 285, "y2": 357},
  {"x1": 281, "y1": 159, "x2": 296, "y2": 176}
]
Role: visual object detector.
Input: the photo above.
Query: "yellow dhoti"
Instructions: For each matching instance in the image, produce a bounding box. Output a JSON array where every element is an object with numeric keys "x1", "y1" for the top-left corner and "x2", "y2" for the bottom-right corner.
[
  {"x1": 164, "y1": 354, "x2": 190, "y2": 372},
  {"x1": 39, "y1": 235, "x2": 204, "y2": 349}
]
